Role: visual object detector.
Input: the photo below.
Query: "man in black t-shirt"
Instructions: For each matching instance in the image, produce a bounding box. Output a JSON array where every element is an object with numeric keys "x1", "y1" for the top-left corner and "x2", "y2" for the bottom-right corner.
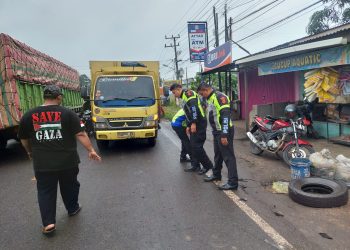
[{"x1": 18, "y1": 85, "x2": 101, "y2": 235}]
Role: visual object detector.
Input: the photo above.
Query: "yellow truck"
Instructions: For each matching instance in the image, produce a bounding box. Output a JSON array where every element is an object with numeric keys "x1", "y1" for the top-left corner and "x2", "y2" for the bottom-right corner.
[{"x1": 81, "y1": 61, "x2": 161, "y2": 150}]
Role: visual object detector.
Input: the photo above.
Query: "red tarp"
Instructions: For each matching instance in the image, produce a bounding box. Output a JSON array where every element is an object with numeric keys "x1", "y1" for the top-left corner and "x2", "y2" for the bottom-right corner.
[{"x1": 0, "y1": 33, "x2": 80, "y2": 90}]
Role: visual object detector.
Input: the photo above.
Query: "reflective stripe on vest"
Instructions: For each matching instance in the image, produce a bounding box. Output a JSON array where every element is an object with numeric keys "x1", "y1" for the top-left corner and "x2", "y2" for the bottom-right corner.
[
  {"x1": 208, "y1": 92, "x2": 232, "y2": 130},
  {"x1": 172, "y1": 109, "x2": 187, "y2": 127},
  {"x1": 181, "y1": 91, "x2": 205, "y2": 118}
]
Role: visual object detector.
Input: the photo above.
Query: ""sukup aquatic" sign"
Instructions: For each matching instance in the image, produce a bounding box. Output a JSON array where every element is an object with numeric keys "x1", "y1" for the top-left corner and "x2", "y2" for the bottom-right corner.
[{"x1": 258, "y1": 45, "x2": 350, "y2": 76}]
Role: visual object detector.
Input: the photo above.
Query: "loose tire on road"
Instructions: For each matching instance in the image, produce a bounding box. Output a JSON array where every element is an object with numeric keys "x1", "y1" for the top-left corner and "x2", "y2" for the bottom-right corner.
[
  {"x1": 288, "y1": 177, "x2": 348, "y2": 208},
  {"x1": 96, "y1": 140, "x2": 109, "y2": 151},
  {"x1": 282, "y1": 144, "x2": 314, "y2": 166}
]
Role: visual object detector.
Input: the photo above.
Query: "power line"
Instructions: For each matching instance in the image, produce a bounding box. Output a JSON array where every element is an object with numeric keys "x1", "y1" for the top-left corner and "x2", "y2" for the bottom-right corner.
[
  {"x1": 231, "y1": 0, "x2": 281, "y2": 25},
  {"x1": 237, "y1": 0, "x2": 323, "y2": 43},
  {"x1": 232, "y1": 0, "x2": 286, "y2": 32},
  {"x1": 168, "y1": 0, "x2": 201, "y2": 34},
  {"x1": 239, "y1": 1, "x2": 326, "y2": 44}
]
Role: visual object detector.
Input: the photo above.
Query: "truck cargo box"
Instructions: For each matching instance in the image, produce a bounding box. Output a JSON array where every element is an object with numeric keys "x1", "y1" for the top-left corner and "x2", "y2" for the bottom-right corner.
[{"x1": 0, "y1": 33, "x2": 82, "y2": 130}]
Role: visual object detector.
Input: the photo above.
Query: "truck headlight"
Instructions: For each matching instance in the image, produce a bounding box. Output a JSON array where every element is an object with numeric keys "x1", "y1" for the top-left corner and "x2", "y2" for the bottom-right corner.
[
  {"x1": 92, "y1": 116, "x2": 107, "y2": 123},
  {"x1": 144, "y1": 115, "x2": 157, "y2": 127},
  {"x1": 95, "y1": 123, "x2": 108, "y2": 129}
]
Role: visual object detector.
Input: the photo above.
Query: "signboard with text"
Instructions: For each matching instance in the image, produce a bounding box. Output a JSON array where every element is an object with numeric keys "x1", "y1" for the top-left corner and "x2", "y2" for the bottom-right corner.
[
  {"x1": 188, "y1": 22, "x2": 208, "y2": 62},
  {"x1": 258, "y1": 45, "x2": 350, "y2": 76},
  {"x1": 204, "y1": 42, "x2": 232, "y2": 72}
]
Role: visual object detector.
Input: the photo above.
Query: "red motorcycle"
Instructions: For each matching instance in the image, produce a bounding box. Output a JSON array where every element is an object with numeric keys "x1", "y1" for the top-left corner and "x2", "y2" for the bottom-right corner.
[{"x1": 247, "y1": 105, "x2": 315, "y2": 165}]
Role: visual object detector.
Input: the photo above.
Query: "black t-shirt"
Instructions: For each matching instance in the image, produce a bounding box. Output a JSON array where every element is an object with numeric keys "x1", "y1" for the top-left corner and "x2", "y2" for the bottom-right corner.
[{"x1": 18, "y1": 105, "x2": 84, "y2": 172}]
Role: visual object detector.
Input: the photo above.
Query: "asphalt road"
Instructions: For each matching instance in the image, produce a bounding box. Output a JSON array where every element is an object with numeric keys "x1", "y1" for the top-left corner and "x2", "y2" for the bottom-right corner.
[{"x1": 0, "y1": 124, "x2": 322, "y2": 250}]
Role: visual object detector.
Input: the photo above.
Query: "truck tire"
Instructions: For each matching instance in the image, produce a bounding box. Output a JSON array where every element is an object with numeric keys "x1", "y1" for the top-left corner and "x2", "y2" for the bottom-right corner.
[
  {"x1": 147, "y1": 137, "x2": 156, "y2": 147},
  {"x1": 0, "y1": 136, "x2": 7, "y2": 150},
  {"x1": 288, "y1": 177, "x2": 348, "y2": 208},
  {"x1": 96, "y1": 140, "x2": 109, "y2": 151}
]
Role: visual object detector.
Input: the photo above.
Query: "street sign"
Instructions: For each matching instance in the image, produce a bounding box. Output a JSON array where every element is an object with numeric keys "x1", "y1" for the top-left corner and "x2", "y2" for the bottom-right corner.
[
  {"x1": 204, "y1": 42, "x2": 232, "y2": 72},
  {"x1": 187, "y1": 22, "x2": 209, "y2": 62}
]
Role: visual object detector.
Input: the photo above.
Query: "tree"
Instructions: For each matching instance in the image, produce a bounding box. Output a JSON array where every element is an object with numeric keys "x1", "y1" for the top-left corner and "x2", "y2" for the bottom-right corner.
[
  {"x1": 191, "y1": 72, "x2": 238, "y2": 99},
  {"x1": 79, "y1": 74, "x2": 91, "y2": 87},
  {"x1": 307, "y1": 0, "x2": 350, "y2": 35}
]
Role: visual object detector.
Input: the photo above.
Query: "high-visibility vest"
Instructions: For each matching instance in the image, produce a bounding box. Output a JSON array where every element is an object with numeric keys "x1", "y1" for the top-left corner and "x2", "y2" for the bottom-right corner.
[
  {"x1": 207, "y1": 91, "x2": 233, "y2": 131},
  {"x1": 180, "y1": 90, "x2": 205, "y2": 119},
  {"x1": 171, "y1": 109, "x2": 187, "y2": 127}
]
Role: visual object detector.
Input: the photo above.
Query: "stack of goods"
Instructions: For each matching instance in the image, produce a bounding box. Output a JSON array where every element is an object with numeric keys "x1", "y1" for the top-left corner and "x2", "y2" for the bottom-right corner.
[
  {"x1": 339, "y1": 66, "x2": 350, "y2": 96},
  {"x1": 304, "y1": 68, "x2": 340, "y2": 103}
]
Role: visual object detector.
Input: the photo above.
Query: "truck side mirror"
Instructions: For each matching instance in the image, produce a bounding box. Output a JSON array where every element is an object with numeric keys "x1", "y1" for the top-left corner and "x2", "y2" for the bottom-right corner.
[
  {"x1": 163, "y1": 86, "x2": 169, "y2": 97},
  {"x1": 80, "y1": 85, "x2": 90, "y2": 100}
]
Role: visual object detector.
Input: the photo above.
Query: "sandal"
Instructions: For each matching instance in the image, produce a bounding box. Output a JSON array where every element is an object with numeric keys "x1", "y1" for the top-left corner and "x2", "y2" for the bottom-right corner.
[{"x1": 42, "y1": 225, "x2": 56, "y2": 235}]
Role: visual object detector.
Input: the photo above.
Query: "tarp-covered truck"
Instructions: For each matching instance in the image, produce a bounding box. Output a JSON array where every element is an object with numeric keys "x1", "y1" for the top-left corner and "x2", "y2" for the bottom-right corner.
[
  {"x1": 0, "y1": 33, "x2": 82, "y2": 149},
  {"x1": 81, "y1": 61, "x2": 161, "y2": 150}
]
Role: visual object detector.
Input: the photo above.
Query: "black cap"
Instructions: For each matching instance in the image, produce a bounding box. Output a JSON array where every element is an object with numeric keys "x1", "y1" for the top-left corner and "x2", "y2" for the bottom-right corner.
[{"x1": 43, "y1": 85, "x2": 63, "y2": 98}]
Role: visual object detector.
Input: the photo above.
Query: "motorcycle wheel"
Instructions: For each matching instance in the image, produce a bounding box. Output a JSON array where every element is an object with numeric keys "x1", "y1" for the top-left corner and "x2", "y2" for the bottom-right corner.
[
  {"x1": 282, "y1": 145, "x2": 315, "y2": 166},
  {"x1": 249, "y1": 132, "x2": 263, "y2": 155}
]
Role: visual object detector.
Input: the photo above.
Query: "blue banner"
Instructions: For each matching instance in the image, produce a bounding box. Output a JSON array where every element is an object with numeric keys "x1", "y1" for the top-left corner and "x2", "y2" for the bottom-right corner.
[
  {"x1": 204, "y1": 42, "x2": 232, "y2": 72},
  {"x1": 258, "y1": 45, "x2": 350, "y2": 76}
]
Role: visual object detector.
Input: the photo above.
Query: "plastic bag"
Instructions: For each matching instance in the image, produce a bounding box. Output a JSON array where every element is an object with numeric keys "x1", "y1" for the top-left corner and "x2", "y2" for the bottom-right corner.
[
  {"x1": 309, "y1": 149, "x2": 336, "y2": 179},
  {"x1": 334, "y1": 154, "x2": 350, "y2": 183}
]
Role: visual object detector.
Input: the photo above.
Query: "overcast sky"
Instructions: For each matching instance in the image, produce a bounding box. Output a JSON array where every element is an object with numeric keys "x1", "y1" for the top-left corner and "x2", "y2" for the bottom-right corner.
[{"x1": 0, "y1": 0, "x2": 325, "y2": 80}]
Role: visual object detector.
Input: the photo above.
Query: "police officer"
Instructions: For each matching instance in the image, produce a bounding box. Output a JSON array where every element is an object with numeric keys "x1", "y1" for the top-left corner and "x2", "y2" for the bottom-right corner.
[
  {"x1": 171, "y1": 109, "x2": 191, "y2": 162},
  {"x1": 197, "y1": 83, "x2": 238, "y2": 190},
  {"x1": 170, "y1": 83, "x2": 213, "y2": 174}
]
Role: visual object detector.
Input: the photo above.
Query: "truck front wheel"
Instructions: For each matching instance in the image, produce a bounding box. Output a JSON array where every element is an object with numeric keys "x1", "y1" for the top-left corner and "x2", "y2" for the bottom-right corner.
[
  {"x1": 96, "y1": 140, "x2": 109, "y2": 151},
  {"x1": 147, "y1": 137, "x2": 156, "y2": 147}
]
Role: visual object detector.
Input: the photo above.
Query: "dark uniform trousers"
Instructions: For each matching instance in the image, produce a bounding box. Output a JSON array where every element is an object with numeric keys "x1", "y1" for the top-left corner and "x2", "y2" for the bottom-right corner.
[
  {"x1": 172, "y1": 126, "x2": 191, "y2": 158},
  {"x1": 212, "y1": 127, "x2": 238, "y2": 185},
  {"x1": 190, "y1": 119, "x2": 214, "y2": 170},
  {"x1": 35, "y1": 167, "x2": 80, "y2": 226}
]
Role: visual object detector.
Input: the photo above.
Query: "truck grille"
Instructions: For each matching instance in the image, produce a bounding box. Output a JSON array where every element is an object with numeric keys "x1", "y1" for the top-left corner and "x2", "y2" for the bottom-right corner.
[{"x1": 108, "y1": 118, "x2": 143, "y2": 128}]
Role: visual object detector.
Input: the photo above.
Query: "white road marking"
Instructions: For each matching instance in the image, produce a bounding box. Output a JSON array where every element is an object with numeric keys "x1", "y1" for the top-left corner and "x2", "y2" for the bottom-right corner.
[{"x1": 161, "y1": 127, "x2": 294, "y2": 250}]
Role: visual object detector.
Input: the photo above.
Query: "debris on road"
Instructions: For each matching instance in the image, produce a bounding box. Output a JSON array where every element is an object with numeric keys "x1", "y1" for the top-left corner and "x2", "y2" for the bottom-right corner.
[
  {"x1": 319, "y1": 233, "x2": 333, "y2": 240},
  {"x1": 272, "y1": 181, "x2": 289, "y2": 194}
]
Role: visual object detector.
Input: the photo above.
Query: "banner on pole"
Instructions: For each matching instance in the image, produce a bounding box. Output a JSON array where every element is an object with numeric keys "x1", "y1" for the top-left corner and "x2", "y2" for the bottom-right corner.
[
  {"x1": 204, "y1": 42, "x2": 232, "y2": 72},
  {"x1": 188, "y1": 22, "x2": 208, "y2": 62}
]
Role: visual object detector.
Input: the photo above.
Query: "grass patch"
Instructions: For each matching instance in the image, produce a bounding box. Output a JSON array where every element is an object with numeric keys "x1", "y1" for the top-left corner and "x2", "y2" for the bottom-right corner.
[{"x1": 163, "y1": 103, "x2": 180, "y2": 121}]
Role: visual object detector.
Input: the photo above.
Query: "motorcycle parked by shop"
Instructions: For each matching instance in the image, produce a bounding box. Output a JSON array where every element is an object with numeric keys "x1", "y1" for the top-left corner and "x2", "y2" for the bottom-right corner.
[{"x1": 247, "y1": 104, "x2": 315, "y2": 166}]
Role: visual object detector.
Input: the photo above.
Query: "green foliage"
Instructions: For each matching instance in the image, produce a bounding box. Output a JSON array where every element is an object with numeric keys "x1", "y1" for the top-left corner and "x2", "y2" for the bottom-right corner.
[
  {"x1": 163, "y1": 102, "x2": 180, "y2": 121},
  {"x1": 307, "y1": 0, "x2": 350, "y2": 35},
  {"x1": 190, "y1": 72, "x2": 238, "y2": 98},
  {"x1": 79, "y1": 74, "x2": 91, "y2": 87}
]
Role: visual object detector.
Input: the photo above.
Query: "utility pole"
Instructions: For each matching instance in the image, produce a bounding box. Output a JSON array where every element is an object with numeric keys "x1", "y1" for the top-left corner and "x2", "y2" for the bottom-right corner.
[
  {"x1": 186, "y1": 67, "x2": 188, "y2": 89},
  {"x1": 224, "y1": 4, "x2": 228, "y2": 42},
  {"x1": 165, "y1": 35, "x2": 181, "y2": 80},
  {"x1": 229, "y1": 17, "x2": 233, "y2": 41},
  {"x1": 213, "y1": 7, "x2": 219, "y2": 47}
]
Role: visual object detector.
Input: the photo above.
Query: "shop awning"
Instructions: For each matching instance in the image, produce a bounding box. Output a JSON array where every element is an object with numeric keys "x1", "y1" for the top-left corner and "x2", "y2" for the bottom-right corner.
[{"x1": 236, "y1": 37, "x2": 347, "y2": 67}]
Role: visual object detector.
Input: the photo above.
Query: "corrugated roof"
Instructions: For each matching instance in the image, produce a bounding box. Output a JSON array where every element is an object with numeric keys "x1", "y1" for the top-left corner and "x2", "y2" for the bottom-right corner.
[{"x1": 236, "y1": 23, "x2": 350, "y2": 62}]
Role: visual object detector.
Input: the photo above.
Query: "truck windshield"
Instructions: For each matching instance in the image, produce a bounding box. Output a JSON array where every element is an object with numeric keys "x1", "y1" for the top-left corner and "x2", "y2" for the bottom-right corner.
[{"x1": 94, "y1": 76, "x2": 155, "y2": 107}]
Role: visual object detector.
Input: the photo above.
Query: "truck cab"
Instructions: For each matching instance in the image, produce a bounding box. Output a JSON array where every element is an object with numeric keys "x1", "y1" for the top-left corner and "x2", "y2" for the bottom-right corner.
[{"x1": 82, "y1": 61, "x2": 161, "y2": 150}]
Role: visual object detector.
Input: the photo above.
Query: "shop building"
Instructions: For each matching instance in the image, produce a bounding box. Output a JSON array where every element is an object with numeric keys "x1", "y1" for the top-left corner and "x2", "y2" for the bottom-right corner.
[{"x1": 236, "y1": 23, "x2": 350, "y2": 145}]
